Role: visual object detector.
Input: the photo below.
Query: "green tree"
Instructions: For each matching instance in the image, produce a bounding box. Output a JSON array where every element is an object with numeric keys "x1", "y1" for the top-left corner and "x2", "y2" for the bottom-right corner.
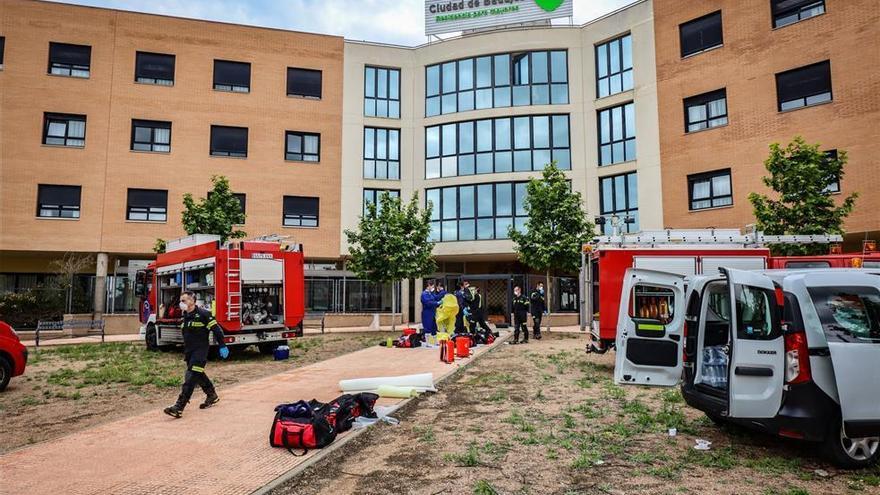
[
  {"x1": 154, "y1": 175, "x2": 246, "y2": 252},
  {"x1": 509, "y1": 163, "x2": 594, "y2": 330},
  {"x1": 345, "y1": 192, "x2": 436, "y2": 331},
  {"x1": 749, "y1": 136, "x2": 857, "y2": 255}
]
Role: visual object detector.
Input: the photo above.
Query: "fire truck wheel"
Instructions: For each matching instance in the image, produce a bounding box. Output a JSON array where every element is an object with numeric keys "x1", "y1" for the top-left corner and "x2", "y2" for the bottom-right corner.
[
  {"x1": 145, "y1": 324, "x2": 159, "y2": 352},
  {"x1": 259, "y1": 342, "x2": 284, "y2": 355}
]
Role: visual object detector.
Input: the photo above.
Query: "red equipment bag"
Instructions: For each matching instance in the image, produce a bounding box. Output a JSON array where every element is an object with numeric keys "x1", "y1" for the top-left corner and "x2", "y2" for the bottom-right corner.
[
  {"x1": 269, "y1": 401, "x2": 336, "y2": 455},
  {"x1": 309, "y1": 392, "x2": 380, "y2": 433},
  {"x1": 455, "y1": 336, "x2": 470, "y2": 358},
  {"x1": 402, "y1": 327, "x2": 418, "y2": 336},
  {"x1": 440, "y1": 339, "x2": 455, "y2": 363}
]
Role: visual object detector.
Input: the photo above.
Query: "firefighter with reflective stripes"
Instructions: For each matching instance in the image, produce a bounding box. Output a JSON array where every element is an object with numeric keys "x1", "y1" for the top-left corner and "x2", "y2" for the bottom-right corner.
[{"x1": 164, "y1": 290, "x2": 229, "y2": 418}]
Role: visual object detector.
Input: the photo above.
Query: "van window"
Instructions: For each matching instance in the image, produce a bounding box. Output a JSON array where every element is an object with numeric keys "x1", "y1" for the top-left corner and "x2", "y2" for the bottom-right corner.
[
  {"x1": 629, "y1": 284, "x2": 674, "y2": 324},
  {"x1": 708, "y1": 291, "x2": 731, "y2": 321},
  {"x1": 809, "y1": 286, "x2": 880, "y2": 343},
  {"x1": 735, "y1": 285, "x2": 779, "y2": 340}
]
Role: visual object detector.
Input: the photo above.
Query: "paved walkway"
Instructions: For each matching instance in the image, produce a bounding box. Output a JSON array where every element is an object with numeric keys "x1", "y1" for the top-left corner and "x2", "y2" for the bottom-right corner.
[{"x1": 0, "y1": 334, "x2": 507, "y2": 495}]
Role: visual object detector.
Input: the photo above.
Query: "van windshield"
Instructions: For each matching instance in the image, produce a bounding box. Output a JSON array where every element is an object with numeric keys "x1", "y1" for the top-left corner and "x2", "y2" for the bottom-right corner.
[{"x1": 809, "y1": 286, "x2": 880, "y2": 343}]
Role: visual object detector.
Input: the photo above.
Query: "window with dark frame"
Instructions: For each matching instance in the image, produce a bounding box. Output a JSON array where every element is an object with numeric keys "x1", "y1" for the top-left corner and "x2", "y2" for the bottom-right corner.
[
  {"x1": 283, "y1": 196, "x2": 319, "y2": 227},
  {"x1": 37, "y1": 184, "x2": 81, "y2": 219},
  {"x1": 425, "y1": 50, "x2": 568, "y2": 117},
  {"x1": 772, "y1": 0, "x2": 825, "y2": 28},
  {"x1": 135, "y1": 51, "x2": 175, "y2": 85},
  {"x1": 287, "y1": 67, "x2": 322, "y2": 98},
  {"x1": 680, "y1": 11, "x2": 723, "y2": 57},
  {"x1": 425, "y1": 114, "x2": 570, "y2": 179},
  {"x1": 596, "y1": 34, "x2": 633, "y2": 98},
  {"x1": 207, "y1": 191, "x2": 246, "y2": 216},
  {"x1": 684, "y1": 88, "x2": 728, "y2": 133},
  {"x1": 0, "y1": 36, "x2": 5, "y2": 66},
  {"x1": 285, "y1": 131, "x2": 320, "y2": 162},
  {"x1": 688, "y1": 169, "x2": 732, "y2": 210},
  {"x1": 598, "y1": 102, "x2": 636, "y2": 165},
  {"x1": 210, "y1": 125, "x2": 248, "y2": 157},
  {"x1": 599, "y1": 172, "x2": 639, "y2": 234},
  {"x1": 363, "y1": 189, "x2": 400, "y2": 215},
  {"x1": 425, "y1": 181, "x2": 530, "y2": 242},
  {"x1": 131, "y1": 119, "x2": 171, "y2": 152},
  {"x1": 776, "y1": 60, "x2": 832, "y2": 111},
  {"x1": 126, "y1": 188, "x2": 167, "y2": 222},
  {"x1": 213, "y1": 60, "x2": 250, "y2": 93},
  {"x1": 824, "y1": 149, "x2": 840, "y2": 193},
  {"x1": 363, "y1": 127, "x2": 400, "y2": 180},
  {"x1": 364, "y1": 66, "x2": 400, "y2": 118},
  {"x1": 43, "y1": 113, "x2": 86, "y2": 147},
  {"x1": 48, "y1": 42, "x2": 91, "y2": 78}
]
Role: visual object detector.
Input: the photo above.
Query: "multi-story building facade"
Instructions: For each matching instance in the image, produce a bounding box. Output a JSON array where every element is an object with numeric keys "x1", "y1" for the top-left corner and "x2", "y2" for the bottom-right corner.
[{"x1": 653, "y1": 0, "x2": 880, "y2": 247}]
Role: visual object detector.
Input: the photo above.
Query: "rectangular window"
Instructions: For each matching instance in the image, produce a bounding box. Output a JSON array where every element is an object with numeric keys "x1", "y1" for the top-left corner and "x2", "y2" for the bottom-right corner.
[
  {"x1": 424, "y1": 114, "x2": 570, "y2": 178},
  {"x1": 48, "y1": 42, "x2": 91, "y2": 78},
  {"x1": 772, "y1": 0, "x2": 825, "y2": 28},
  {"x1": 598, "y1": 102, "x2": 636, "y2": 165},
  {"x1": 425, "y1": 50, "x2": 567, "y2": 117},
  {"x1": 126, "y1": 188, "x2": 167, "y2": 222},
  {"x1": 210, "y1": 126, "x2": 247, "y2": 157},
  {"x1": 0, "y1": 36, "x2": 5, "y2": 66},
  {"x1": 37, "y1": 184, "x2": 81, "y2": 219},
  {"x1": 283, "y1": 196, "x2": 319, "y2": 227},
  {"x1": 287, "y1": 67, "x2": 322, "y2": 99},
  {"x1": 824, "y1": 149, "x2": 840, "y2": 193},
  {"x1": 680, "y1": 11, "x2": 723, "y2": 57},
  {"x1": 599, "y1": 172, "x2": 639, "y2": 234},
  {"x1": 809, "y1": 286, "x2": 880, "y2": 343},
  {"x1": 596, "y1": 34, "x2": 633, "y2": 98},
  {"x1": 684, "y1": 88, "x2": 728, "y2": 133},
  {"x1": 364, "y1": 66, "x2": 400, "y2": 118},
  {"x1": 776, "y1": 60, "x2": 832, "y2": 111},
  {"x1": 688, "y1": 169, "x2": 732, "y2": 210},
  {"x1": 363, "y1": 189, "x2": 400, "y2": 215},
  {"x1": 285, "y1": 131, "x2": 320, "y2": 162},
  {"x1": 135, "y1": 51, "x2": 175, "y2": 85},
  {"x1": 213, "y1": 60, "x2": 250, "y2": 92},
  {"x1": 131, "y1": 119, "x2": 171, "y2": 152},
  {"x1": 43, "y1": 113, "x2": 86, "y2": 147},
  {"x1": 363, "y1": 127, "x2": 400, "y2": 179},
  {"x1": 425, "y1": 181, "x2": 529, "y2": 242}
]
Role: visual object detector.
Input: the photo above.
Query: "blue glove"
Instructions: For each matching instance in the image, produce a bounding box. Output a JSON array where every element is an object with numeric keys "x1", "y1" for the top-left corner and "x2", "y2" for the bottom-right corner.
[{"x1": 219, "y1": 346, "x2": 230, "y2": 359}]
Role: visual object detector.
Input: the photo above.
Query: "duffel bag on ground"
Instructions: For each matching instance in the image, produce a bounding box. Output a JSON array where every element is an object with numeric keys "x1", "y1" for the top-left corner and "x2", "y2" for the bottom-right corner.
[
  {"x1": 269, "y1": 400, "x2": 337, "y2": 455},
  {"x1": 314, "y1": 392, "x2": 380, "y2": 433}
]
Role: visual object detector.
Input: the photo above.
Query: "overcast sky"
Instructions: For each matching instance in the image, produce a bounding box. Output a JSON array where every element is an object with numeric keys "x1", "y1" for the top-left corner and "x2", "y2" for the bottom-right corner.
[{"x1": 52, "y1": 0, "x2": 635, "y2": 46}]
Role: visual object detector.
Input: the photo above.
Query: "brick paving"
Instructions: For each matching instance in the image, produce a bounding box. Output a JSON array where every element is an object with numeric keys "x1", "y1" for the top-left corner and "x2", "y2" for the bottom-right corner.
[{"x1": 0, "y1": 336, "x2": 506, "y2": 495}]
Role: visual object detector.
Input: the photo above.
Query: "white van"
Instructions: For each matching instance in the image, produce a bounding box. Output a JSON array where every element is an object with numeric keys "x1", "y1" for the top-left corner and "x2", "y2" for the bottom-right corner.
[{"x1": 614, "y1": 268, "x2": 880, "y2": 468}]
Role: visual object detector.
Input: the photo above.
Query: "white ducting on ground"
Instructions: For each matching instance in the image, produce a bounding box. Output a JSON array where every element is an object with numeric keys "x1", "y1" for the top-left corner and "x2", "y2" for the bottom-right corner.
[{"x1": 339, "y1": 373, "x2": 436, "y2": 394}]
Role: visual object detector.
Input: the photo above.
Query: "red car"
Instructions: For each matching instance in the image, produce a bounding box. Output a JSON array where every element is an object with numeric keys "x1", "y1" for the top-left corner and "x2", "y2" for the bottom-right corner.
[{"x1": 0, "y1": 321, "x2": 27, "y2": 391}]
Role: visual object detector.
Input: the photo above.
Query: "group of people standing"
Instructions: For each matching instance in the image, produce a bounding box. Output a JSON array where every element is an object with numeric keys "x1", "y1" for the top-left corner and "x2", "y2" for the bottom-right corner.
[{"x1": 420, "y1": 279, "x2": 547, "y2": 344}]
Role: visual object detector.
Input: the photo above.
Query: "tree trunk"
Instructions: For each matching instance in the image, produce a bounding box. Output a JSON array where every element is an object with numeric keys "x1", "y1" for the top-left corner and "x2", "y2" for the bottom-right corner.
[
  {"x1": 391, "y1": 280, "x2": 397, "y2": 333},
  {"x1": 545, "y1": 270, "x2": 551, "y2": 333}
]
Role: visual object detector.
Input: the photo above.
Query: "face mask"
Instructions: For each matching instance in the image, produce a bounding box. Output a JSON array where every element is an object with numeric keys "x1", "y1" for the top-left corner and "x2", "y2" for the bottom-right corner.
[
  {"x1": 179, "y1": 301, "x2": 188, "y2": 311},
  {"x1": 539, "y1": 288, "x2": 544, "y2": 294}
]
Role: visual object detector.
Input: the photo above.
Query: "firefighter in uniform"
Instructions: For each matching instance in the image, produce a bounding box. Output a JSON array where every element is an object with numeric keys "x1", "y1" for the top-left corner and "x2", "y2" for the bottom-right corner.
[
  {"x1": 164, "y1": 290, "x2": 229, "y2": 418},
  {"x1": 511, "y1": 285, "x2": 530, "y2": 344},
  {"x1": 530, "y1": 282, "x2": 546, "y2": 340}
]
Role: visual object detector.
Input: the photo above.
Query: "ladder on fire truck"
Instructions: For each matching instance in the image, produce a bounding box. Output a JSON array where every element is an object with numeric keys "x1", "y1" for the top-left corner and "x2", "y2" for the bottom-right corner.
[
  {"x1": 592, "y1": 229, "x2": 843, "y2": 247},
  {"x1": 226, "y1": 246, "x2": 242, "y2": 320}
]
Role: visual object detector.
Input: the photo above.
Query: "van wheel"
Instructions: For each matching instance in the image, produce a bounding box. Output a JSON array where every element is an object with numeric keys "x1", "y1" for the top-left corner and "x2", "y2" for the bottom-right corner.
[
  {"x1": 145, "y1": 324, "x2": 159, "y2": 352},
  {"x1": 823, "y1": 417, "x2": 880, "y2": 468},
  {"x1": 0, "y1": 355, "x2": 12, "y2": 392}
]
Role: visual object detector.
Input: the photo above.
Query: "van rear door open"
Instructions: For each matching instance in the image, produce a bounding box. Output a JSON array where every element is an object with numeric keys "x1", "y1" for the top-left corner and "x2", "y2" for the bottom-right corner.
[{"x1": 805, "y1": 272, "x2": 880, "y2": 437}]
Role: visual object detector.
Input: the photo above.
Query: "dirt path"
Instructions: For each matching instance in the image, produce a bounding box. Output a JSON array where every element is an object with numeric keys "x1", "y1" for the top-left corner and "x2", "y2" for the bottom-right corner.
[
  {"x1": 0, "y1": 332, "x2": 396, "y2": 453},
  {"x1": 271, "y1": 333, "x2": 880, "y2": 495}
]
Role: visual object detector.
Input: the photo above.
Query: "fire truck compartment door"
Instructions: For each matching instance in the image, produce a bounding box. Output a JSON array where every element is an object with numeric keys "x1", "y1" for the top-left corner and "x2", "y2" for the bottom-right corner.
[
  {"x1": 725, "y1": 268, "x2": 784, "y2": 419},
  {"x1": 240, "y1": 258, "x2": 283, "y2": 283},
  {"x1": 633, "y1": 256, "x2": 697, "y2": 276},
  {"x1": 701, "y1": 256, "x2": 766, "y2": 276},
  {"x1": 615, "y1": 268, "x2": 686, "y2": 387}
]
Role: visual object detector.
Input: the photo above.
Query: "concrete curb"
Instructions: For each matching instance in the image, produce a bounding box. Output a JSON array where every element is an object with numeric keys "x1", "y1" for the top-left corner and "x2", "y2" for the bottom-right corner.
[{"x1": 250, "y1": 331, "x2": 513, "y2": 495}]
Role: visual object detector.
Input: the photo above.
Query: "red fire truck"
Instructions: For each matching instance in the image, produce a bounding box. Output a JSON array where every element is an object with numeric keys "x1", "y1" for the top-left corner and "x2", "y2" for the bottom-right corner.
[
  {"x1": 135, "y1": 234, "x2": 305, "y2": 353},
  {"x1": 768, "y1": 240, "x2": 880, "y2": 269},
  {"x1": 582, "y1": 229, "x2": 844, "y2": 353}
]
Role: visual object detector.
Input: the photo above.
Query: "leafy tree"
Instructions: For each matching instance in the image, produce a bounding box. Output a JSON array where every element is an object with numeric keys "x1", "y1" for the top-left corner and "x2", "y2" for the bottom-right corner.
[
  {"x1": 749, "y1": 136, "x2": 857, "y2": 255},
  {"x1": 345, "y1": 192, "x2": 436, "y2": 331},
  {"x1": 509, "y1": 163, "x2": 594, "y2": 330},
  {"x1": 154, "y1": 175, "x2": 246, "y2": 252}
]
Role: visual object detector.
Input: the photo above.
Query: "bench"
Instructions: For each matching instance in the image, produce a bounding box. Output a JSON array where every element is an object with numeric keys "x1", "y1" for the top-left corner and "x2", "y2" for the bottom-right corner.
[{"x1": 34, "y1": 319, "x2": 105, "y2": 347}]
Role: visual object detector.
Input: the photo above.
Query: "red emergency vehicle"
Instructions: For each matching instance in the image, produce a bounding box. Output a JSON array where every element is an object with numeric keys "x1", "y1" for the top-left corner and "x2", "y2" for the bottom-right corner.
[
  {"x1": 583, "y1": 229, "x2": 844, "y2": 353},
  {"x1": 768, "y1": 240, "x2": 880, "y2": 269},
  {"x1": 135, "y1": 234, "x2": 305, "y2": 353}
]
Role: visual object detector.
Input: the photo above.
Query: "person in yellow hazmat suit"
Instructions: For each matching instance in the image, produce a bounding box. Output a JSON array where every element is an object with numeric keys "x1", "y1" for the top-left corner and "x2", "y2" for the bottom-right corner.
[{"x1": 434, "y1": 292, "x2": 459, "y2": 340}]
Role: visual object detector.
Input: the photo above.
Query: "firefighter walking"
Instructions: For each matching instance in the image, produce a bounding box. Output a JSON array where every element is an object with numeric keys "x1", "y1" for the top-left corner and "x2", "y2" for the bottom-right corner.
[
  {"x1": 511, "y1": 285, "x2": 529, "y2": 344},
  {"x1": 164, "y1": 290, "x2": 229, "y2": 418}
]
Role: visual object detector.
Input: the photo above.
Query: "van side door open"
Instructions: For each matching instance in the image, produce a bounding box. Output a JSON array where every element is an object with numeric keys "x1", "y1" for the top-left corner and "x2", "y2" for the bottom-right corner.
[
  {"x1": 725, "y1": 268, "x2": 785, "y2": 419},
  {"x1": 615, "y1": 269, "x2": 686, "y2": 387}
]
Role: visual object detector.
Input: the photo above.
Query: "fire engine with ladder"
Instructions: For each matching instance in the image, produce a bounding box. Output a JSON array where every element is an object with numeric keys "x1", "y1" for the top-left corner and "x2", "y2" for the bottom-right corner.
[
  {"x1": 578, "y1": 228, "x2": 875, "y2": 353},
  {"x1": 135, "y1": 234, "x2": 305, "y2": 353}
]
